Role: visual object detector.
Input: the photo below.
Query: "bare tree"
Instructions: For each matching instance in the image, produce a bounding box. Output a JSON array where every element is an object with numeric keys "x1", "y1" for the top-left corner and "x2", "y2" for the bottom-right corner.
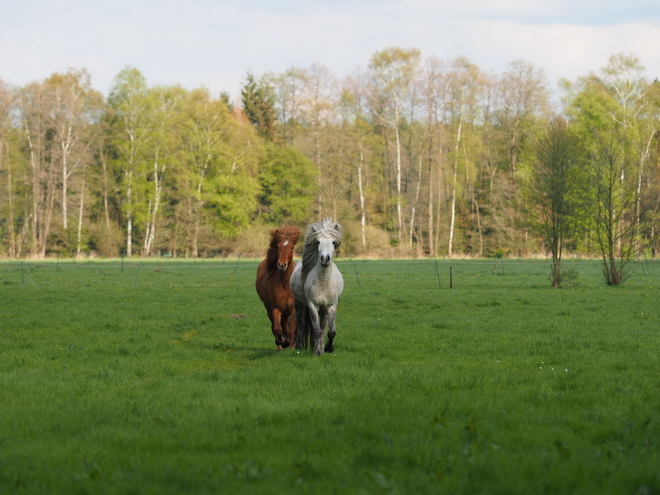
[
  {"x1": 18, "y1": 81, "x2": 60, "y2": 257},
  {"x1": 418, "y1": 57, "x2": 448, "y2": 256}
]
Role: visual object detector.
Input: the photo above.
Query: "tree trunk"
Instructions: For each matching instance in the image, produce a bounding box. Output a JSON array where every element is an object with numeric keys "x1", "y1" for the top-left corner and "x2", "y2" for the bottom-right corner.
[
  {"x1": 409, "y1": 156, "x2": 423, "y2": 249},
  {"x1": 76, "y1": 167, "x2": 85, "y2": 255},
  {"x1": 126, "y1": 168, "x2": 133, "y2": 257},
  {"x1": 357, "y1": 154, "x2": 367, "y2": 250},
  {"x1": 100, "y1": 147, "x2": 111, "y2": 230},
  {"x1": 448, "y1": 104, "x2": 464, "y2": 257},
  {"x1": 394, "y1": 117, "x2": 403, "y2": 244}
]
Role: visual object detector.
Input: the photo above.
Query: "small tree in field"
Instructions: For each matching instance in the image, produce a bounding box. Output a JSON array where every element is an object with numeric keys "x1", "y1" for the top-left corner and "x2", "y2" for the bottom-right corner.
[
  {"x1": 521, "y1": 117, "x2": 581, "y2": 287},
  {"x1": 586, "y1": 123, "x2": 639, "y2": 285}
]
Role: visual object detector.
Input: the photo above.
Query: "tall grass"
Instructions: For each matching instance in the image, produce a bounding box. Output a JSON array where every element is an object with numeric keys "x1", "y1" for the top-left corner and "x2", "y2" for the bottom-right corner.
[{"x1": 1, "y1": 259, "x2": 659, "y2": 494}]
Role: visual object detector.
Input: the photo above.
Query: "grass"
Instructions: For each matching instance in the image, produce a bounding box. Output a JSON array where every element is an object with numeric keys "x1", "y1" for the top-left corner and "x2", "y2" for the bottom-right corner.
[{"x1": 0, "y1": 258, "x2": 659, "y2": 494}]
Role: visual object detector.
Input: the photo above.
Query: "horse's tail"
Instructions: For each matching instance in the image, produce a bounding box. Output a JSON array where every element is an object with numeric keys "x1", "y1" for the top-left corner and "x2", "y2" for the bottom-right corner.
[{"x1": 295, "y1": 299, "x2": 311, "y2": 350}]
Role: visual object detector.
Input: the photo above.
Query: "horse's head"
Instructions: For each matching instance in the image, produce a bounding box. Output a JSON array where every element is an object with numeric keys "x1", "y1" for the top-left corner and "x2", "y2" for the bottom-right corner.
[
  {"x1": 317, "y1": 235, "x2": 337, "y2": 267},
  {"x1": 307, "y1": 219, "x2": 342, "y2": 268},
  {"x1": 270, "y1": 226, "x2": 300, "y2": 272}
]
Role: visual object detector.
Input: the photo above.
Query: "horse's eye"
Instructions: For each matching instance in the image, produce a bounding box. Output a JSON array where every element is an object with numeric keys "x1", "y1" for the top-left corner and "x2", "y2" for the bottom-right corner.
[
  {"x1": 332, "y1": 240, "x2": 336, "y2": 245},
  {"x1": 317, "y1": 240, "x2": 320, "y2": 244}
]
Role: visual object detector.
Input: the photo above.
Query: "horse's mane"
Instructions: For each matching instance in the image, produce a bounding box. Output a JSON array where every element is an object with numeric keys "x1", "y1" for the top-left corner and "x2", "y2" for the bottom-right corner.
[
  {"x1": 300, "y1": 218, "x2": 343, "y2": 286},
  {"x1": 266, "y1": 225, "x2": 300, "y2": 267}
]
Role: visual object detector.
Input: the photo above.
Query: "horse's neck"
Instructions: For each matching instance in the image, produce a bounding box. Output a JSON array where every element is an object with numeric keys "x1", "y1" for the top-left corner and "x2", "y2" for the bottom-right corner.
[{"x1": 314, "y1": 261, "x2": 333, "y2": 283}]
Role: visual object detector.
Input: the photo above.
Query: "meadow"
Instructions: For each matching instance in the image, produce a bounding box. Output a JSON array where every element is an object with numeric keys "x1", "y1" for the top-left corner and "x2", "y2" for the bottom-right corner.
[{"x1": 0, "y1": 258, "x2": 659, "y2": 494}]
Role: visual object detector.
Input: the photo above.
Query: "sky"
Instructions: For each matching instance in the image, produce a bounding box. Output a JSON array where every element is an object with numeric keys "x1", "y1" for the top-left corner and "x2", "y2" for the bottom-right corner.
[{"x1": 1, "y1": 0, "x2": 659, "y2": 101}]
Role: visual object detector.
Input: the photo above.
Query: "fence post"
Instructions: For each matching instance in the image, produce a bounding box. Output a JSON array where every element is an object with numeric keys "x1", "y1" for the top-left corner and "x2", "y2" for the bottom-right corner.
[
  {"x1": 450, "y1": 266, "x2": 453, "y2": 289},
  {"x1": 353, "y1": 260, "x2": 361, "y2": 288}
]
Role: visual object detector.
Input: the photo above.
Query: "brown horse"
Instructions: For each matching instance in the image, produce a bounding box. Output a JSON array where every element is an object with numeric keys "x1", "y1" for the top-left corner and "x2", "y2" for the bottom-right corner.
[{"x1": 255, "y1": 225, "x2": 301, "y2": 350}]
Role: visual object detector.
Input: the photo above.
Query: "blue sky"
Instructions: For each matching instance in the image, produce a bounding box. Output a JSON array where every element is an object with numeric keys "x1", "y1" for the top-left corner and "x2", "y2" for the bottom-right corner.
[{"x1": 1, "y1": 0, "x2": 659, "y2": 100}]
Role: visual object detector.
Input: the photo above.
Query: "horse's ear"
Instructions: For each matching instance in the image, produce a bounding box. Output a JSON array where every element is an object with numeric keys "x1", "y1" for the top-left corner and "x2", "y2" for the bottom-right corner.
[{"x1": 275, "y1": 229, "x2": 280, "y2": 234}]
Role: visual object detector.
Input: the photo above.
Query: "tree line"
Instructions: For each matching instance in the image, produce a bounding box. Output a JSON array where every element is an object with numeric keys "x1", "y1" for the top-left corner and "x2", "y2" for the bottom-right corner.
[{"x1": 0, "y1": 49, "x2": 658, "y2": 282}]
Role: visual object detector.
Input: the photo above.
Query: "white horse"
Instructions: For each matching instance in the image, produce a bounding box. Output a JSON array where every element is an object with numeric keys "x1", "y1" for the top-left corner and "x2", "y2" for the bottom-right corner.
[{"x1": 291, "y1": 218, "x2": 344, "y2": 356}]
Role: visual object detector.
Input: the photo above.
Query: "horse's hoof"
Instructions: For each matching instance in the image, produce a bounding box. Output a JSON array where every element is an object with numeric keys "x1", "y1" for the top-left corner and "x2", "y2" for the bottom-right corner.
[
  {"x1": 325, "y1": 343, "x2": 334, "y2": 353},
  {"x1": 276, "y1": 345, "x2": 283, "y2": 351}
]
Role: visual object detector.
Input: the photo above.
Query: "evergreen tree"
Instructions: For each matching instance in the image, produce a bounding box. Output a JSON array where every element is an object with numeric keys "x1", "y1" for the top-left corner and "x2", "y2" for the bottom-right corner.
[{"x1": 241, "y1": 72, "x2": 277, "y2": 141}]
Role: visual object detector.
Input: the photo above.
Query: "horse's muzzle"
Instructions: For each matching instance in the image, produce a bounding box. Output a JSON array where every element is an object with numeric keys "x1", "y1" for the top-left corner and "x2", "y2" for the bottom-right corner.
[
  {"x1": 277, "y1": 262, "x2": 288, "y2": 271},
  {"x1": 320, "y1": 255, "x2": 331, "y2": 266}
]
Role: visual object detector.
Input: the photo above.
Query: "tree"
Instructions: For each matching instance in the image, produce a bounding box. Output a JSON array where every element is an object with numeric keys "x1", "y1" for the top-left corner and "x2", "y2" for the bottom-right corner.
[
  {"x1": 599, "y1": 54, "x2": 659, "y2": 254},
  {"x1": 0, "y1": 80, "x2": 23, "y2": 257},
  {"x1": 258, "y1": 144, "x2": 317, "y2": 224},
  {"x1": 178, "y1": 88, "x2": 231, "y2": 257},
  {"x1": 565, "y1": 54, "x2": 657, "y2": 284},
  {"x1": 446, "y1": 57, "x2": 483, "y2": 257},
  {"x1": 108, "y1": 67, "x2": 153, "y2": 257},
  {"x1": 569, "y1": 76, "x2": 640, "y2": 285},
  {"x1": 587, "y1": 123, "x2": 639, "y2": 285},
  {"x1": 267, "y1": 67, "x2": 308, "y2": 143},
  {"x1": 367, "y1": 47, "x2": 421, "y2": 245},
  {"x1": 241, "y1": 72, "x2": 277, "y2": 141},
  {"x1": 521, "y1": 117, "x2": 581, "y2": 286},
  {"x1": 141, "y1": 85, "x2": 185, "y2": 257},
  {"x1": 18, "y1": 80, "x2": 59, "y2": 257},
  {"x1": 417, "y1": 56, "x2": 449, "y2": 256},
  {"x1": 496, "y1": 60, "x2": 551, "y2": 178},
  {"x1": 45, "y1": 69, "x2": 104, "y2": 254}
]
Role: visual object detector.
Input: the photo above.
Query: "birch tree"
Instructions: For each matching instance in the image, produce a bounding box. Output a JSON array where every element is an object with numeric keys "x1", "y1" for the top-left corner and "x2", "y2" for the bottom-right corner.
[
  {"x1": 367, "y1": 47, "x2": 421, "y2": 245},
  {"x1": 446, "y1": 58, "x2": 482, "y2": 257},
  {"x1": 18, "y1": 81, "x2": 59, "y2": 257},
  {"x1": 46, "y1": 69, "x2": 104, "y2": 241},
  {"x1": 142, "y1": 86, "x2": 184, "y2": 257},
  {"x1": 0, "y1": 80, "x2": 20, "y2": 256},
  {"x1": 108, "y1": 68, "x2": 153, "y2": 257}
]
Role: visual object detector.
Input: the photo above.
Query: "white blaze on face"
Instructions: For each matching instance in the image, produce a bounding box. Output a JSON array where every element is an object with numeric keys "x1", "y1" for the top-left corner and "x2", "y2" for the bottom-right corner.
[
  {"x1": 283, "y1": 241, "x2": 289, "y2": 246},
  {"x1": 318, "y1": 237, "x2": 335, "y2": 266}
]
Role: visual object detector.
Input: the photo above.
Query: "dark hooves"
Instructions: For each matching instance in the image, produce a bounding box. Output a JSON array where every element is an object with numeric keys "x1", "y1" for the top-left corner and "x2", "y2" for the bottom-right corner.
[{"x1": 324, "y1": 342, "x2": 334, "y2": 353}]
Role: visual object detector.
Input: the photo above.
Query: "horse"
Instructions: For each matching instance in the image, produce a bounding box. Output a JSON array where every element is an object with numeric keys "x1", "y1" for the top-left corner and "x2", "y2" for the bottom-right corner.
[
  {"x1": 290, "y1": 218, "x2": 344, "y2": 356},
  {"x1": 255, "y1": 225, "x2": 301, "y2": 351}
]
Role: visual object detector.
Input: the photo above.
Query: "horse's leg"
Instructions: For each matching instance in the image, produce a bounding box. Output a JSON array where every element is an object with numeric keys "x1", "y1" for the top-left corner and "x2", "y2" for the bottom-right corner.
[
  {"x1": 307, "y1": 304, "x2": 324, "y2": 356},
  {"x1": 270, "y1": 308, "x2": 287, "y2": 351},
  {"x1": 318, "y1": 307, "x2": 329, "y2": 352},
  {"x1": 281, "y1": 312, "x2": 293, "y2": 349},
  {"x1": 294, "y1": 300, "x2": 307, "y2": 349},
  {"x1": 285, "y1": 310, "x2": 297, "y2": 349},
  {"x1": 324, "y1": 306, "x2": 337, "y2": 353}
]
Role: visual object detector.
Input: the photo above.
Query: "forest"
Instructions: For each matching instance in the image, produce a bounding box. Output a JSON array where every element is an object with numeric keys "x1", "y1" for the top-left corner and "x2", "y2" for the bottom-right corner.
[{"x1": 0, "y1": 49, "x2": 659, "y2": 271}]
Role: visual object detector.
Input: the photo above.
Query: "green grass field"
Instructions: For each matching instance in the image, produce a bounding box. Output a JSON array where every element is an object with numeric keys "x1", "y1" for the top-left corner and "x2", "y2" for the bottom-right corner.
[{"x1": 1, "y1": 258, "x2": 659, "y2": 494}]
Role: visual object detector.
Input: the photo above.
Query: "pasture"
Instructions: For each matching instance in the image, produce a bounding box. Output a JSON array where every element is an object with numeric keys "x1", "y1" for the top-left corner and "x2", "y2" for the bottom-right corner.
[{"x1": 1, "y1": 258, "x2": 659, "y2": 494}]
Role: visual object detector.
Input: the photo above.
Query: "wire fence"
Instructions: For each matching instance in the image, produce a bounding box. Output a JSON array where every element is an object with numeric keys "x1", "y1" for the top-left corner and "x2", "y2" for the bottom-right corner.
[{"x1": 1, "y1": 257, "x2": 658, "y2": 290}]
